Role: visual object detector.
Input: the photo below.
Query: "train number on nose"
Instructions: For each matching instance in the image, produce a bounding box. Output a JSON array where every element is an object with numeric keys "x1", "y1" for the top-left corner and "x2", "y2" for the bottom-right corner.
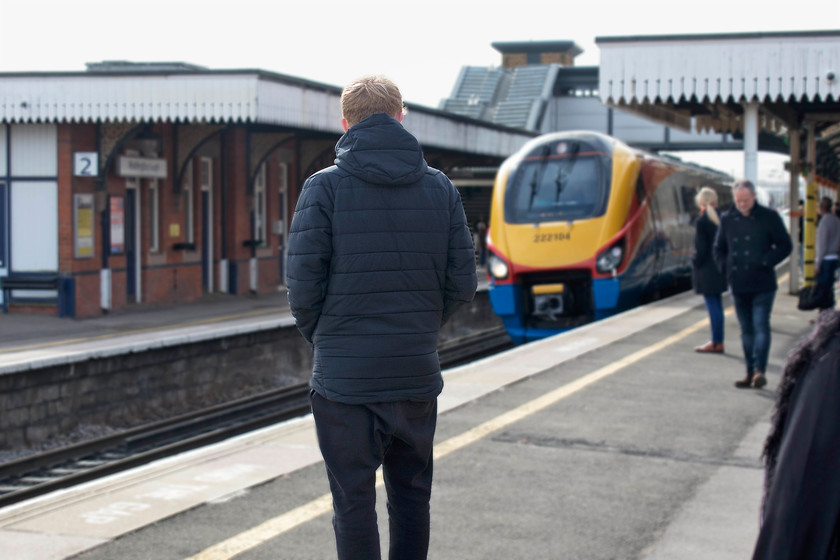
[{"x1": 534, "y1": 232, "x2": 571, "y2": 243}]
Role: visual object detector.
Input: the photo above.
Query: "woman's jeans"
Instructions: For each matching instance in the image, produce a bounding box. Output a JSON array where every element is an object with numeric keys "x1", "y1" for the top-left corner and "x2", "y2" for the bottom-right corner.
[
  {"x1": 732, "y1": 290, "x2": 776, "y2": 375},
  {"x1": 703, "y1": 294, "x2": 725, "y2": 344},
  {"x1": 310, "y1": 391, "x2": 437, "y2": 560}
]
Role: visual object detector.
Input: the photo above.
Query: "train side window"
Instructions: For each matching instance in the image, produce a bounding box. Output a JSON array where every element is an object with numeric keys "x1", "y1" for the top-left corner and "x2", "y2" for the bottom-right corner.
[
  {"x1": 635, "y1": 175, "x2": 646, "y2": 204},
  {"x1": 681, "y1": 186, "x2": 700, "y2": 221}
]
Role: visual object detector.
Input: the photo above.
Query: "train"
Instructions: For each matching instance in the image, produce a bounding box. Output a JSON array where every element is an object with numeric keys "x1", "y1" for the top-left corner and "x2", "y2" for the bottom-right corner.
[{"x1": 485, "y1": 131, "x2": 733, "y2": 345}]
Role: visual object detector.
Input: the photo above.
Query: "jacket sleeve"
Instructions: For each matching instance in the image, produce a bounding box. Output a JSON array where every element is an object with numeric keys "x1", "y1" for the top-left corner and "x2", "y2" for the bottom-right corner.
[
  {"x1": 816, "y1": 217, "x2": 828, "y2": 264},
  {"x1": 442, "y1": 183, "x2": 478, "y2": 326},
  {"x1": 692, "y1": 217, "x2": 713, "y2": 269},
  {"x1": 713, "y1": 216, "x2": 728, "y2": 274},
  {"x1": 285, "y1": 176, "x2": 333, "y2": 343},
  {"x1": 762, "y1": 211, "x2": 793, "y2": 268}
]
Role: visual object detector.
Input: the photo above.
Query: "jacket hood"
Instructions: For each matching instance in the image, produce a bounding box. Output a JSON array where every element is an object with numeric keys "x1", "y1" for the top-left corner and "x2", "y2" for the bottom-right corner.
[{"x1": 334, "y1": 113, "x2": 428, "y2": 185}]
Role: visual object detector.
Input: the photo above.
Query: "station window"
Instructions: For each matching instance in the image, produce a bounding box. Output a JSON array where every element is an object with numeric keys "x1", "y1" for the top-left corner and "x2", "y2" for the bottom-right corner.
[
  {"x1": 253, "y1": 163, "x2": 267, "y2": 246},
  {"x1": 200, "y1": 157, "x2": 212, "y2": 191},
  {"x1": 148, "y1": 180, "x2": 159, "y2": 252},
  {"x1": 183, "y1": 162, "x2": 194, "y2": 244}
]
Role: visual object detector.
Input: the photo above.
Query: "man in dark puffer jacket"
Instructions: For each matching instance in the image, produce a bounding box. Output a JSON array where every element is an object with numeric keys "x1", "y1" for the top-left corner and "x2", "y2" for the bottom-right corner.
[{"x1": 286, "y1": 76, "x2": 477, "y2": 560}]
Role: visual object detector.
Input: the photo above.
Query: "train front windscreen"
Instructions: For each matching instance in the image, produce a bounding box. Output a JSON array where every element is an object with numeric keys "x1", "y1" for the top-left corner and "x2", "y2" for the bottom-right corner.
[{"x1": 504, "y1": 141, "x2": 612, "y2": 225}]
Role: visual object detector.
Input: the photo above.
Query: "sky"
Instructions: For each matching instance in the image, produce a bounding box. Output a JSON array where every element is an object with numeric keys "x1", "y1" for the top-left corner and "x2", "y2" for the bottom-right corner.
[{"x1": 2, "y1": 0, "x2": 837, "y2": 181}]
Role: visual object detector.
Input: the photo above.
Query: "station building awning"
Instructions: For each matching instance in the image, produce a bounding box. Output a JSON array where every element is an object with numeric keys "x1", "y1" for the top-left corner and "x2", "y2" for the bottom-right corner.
[
  {"x1": 0, "y1": 62, "x2": 532, "y2": 161},
  {"x1": 596, "y1": 30, "x2": 840, "y2": 186}
]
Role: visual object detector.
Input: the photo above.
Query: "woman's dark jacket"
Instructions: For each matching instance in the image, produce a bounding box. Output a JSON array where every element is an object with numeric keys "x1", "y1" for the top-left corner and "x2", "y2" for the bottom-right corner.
[
  {"x1": 286, "y1": 114, "x2": 478, "y2": 404},
  {"x1": 713, "y1": 203, "x2": 792, "y2": 294},
  {"x1": 753, "y1": 311, "x2": 840, "y2": 559},
  {"x1": 692, "y1": 211, "x2": 727, "y2": 295}
]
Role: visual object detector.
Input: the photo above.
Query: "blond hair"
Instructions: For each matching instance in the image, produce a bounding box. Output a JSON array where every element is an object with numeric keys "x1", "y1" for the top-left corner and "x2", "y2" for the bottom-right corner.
[
  {"x1": 695, "y1": 187, "x2": 720, "y2": 225},
  {"x1": 340, "y1": 75, "x2": 405, "y2": 127}
]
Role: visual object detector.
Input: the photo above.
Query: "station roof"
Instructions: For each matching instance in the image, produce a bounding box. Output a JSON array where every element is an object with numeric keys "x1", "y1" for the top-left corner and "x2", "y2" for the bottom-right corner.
[
  {"x1": 596, "y1": 30, "x2": 840, "y2": 185},
  {"x1": 491, "y1": 41, "x2": 583, "y2": 57},
  {"x1": 0, "y1": 61, "x2": 534, "y2": 160}
]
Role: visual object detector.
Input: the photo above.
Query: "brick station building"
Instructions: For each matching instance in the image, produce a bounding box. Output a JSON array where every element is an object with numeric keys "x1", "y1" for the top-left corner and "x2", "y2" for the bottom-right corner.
[{"x1": 0, "y1": 61, "x2": 527, "y2": 317}]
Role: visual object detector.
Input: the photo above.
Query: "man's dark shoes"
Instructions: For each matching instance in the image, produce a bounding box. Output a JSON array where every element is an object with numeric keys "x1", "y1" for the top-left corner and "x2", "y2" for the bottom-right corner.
[
  {"x1": 695, "y1": 341, "x2": 724, "y2": 353},
  {"x1": 734, "y1": 375, "x2": 753, "y2": 389},
  {"x1": 734, "y1": 372, "x2": 766, "y2": 389}
]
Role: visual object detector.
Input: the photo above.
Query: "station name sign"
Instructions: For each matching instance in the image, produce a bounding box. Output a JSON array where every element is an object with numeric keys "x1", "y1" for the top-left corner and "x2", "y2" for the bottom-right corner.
[{"x1": 117, "y1": 156, "x2": 167, "y2": 179}]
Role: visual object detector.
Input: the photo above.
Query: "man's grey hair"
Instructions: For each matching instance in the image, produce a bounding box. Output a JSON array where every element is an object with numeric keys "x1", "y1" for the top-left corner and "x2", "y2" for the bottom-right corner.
[{"x1": 733, "y1": 179, "x2": 756, "y2": 194}]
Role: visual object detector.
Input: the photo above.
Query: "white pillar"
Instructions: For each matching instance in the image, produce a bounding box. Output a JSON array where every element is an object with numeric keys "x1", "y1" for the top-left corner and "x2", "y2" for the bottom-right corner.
[
  {"x1": 743, "y1": 101, "x2": 759, "y2": 184},
  {"x1": 249, "y1": 257, "x2": 258, "y2": 293},
  {"x1": 100, "y1": 268, "x2": 112, "y2": 311}
]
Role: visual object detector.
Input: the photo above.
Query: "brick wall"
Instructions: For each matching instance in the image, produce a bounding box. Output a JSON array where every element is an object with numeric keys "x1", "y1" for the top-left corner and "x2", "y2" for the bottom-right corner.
[{"x1": 0, "y1": 292, "x2": 499, "y2": 452}]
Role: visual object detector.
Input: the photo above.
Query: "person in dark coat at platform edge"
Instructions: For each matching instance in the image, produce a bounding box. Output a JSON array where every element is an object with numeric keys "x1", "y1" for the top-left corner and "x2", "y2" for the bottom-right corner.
[
  {"x1": 752, "y1": 309, "x2": 840, "y2": 559},
  {"x1": 714, "y1": 179, "x2": 792, "y2": 389},
  {"x1": 815, "y1": 196, "x2": 840, "y2": 310},
  {"x1": 286, "y1": 75, "x2": 477, "y2": 560},
  {"x1": 692, "y1": 187, "x2": 728, "y2": 354}
]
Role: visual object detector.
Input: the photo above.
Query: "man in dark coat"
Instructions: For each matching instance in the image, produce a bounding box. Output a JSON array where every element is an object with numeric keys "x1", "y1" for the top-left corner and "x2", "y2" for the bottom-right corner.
[
  {"x1": 286, "y1": 75, "x2": 477, "y2": 560},
  {"x1": 815, "y1": 196, "x2": 840, "y2": 310},
  {"x1": 714, "y1": 179, "x2": 792, "y2": 389}
]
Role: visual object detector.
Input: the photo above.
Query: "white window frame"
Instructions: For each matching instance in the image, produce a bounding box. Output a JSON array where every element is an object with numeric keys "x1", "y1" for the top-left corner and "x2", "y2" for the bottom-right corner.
[
  {"x1": 253, "y1": 162, "x2": 267, "y2": 246},
  {"x1": 183, "y1": 162, "x2": 194, "y2": 245},
  {"x1": 148, "y1": 180, "x2": 159, "y2": 253},
  {"x1": 200, "y1": 157, "x2": 215, "y2": 292}
]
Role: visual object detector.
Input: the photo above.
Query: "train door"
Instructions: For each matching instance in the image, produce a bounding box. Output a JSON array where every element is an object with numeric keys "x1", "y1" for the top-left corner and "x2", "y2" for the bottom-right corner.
[
  {"x1": 0, "y1": 181, "x2": 6, "y2": 306},
  {"x1": 200, "y1": 157, "x2": 214, "y2": 293},
  {"x1": 277, "y1": 162, "x2": 289, "y2": 285},
  {"x1": 0, "y1": 124, "x2": 5, "y2": 301},
  {"x1": 647, "y1": 188, "x2": 666, "y2": 284}
]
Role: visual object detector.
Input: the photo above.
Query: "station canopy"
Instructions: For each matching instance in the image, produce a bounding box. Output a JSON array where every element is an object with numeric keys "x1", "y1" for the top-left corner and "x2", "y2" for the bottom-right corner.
[{"x1": 596, "y1": 30, "x2": 840, "y2": 186}]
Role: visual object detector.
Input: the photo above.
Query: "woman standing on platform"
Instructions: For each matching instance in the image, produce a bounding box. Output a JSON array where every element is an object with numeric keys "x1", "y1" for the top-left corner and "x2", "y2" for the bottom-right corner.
[{"x1": 692, "y1": 187, "x2": 727, "y2": 353}]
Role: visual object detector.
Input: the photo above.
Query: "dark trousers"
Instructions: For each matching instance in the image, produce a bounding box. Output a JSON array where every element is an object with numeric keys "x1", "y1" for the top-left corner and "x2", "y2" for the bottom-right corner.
[
  {"x1": 732, "y1": 290, "x2": 776, "y2": 376},
  {"x1": 310, "y1": 391, "x2": 437, "y2": 560},
  {"x1": 816, "y1": 258, "x2": 839, "y2": 309}
]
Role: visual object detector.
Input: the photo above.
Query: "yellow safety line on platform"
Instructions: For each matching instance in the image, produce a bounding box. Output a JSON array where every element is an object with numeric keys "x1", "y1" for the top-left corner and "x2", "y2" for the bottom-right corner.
[
  {"x1": 0, "y1": 308, "x2": 287, "y2": 354},
  {"x1": 185, "y1": 309, "x2": 731, "y2": 560}
]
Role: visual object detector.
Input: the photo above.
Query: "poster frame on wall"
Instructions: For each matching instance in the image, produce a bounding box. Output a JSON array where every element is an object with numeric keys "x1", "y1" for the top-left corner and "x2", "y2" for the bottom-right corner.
[
  {"x1": 110, "y1": 196, "x2": 125, "y2": 255},
  {"x1": 73, "y1": 193, "x2": 95, "y2": 258}
]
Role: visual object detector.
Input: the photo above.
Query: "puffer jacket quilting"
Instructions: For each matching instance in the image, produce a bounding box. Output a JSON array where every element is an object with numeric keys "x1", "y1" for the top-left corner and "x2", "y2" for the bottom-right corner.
[{"x1": 286, "y1": 114, "x2": 477, "y2": 404}]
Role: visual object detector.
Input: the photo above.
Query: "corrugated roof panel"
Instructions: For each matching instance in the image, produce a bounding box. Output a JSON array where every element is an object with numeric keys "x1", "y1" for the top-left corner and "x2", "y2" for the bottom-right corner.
[
  {"x1": 0, "y1": 70, "x2": 535, "y2": 158},
  {"x1": 0, "y1": 75, "x2": 261, "y2": 123},
  {"x1": 598, "y1": 33, "x2": 840, "y2": 105}
]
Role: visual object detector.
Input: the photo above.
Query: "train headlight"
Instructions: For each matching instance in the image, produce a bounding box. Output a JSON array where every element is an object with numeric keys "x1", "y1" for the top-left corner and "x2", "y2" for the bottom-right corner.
[
  {"x1": 488, "y1": 254, "x2": 509, "y2": 280},
  {"x1": 595, "y1": 242, "x2": 624, "y2": 274}
]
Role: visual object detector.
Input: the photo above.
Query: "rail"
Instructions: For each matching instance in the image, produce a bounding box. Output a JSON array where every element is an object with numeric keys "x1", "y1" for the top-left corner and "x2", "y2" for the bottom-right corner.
[{"x1": 0, "y1": 326, "x2": 512, "y2": 508}]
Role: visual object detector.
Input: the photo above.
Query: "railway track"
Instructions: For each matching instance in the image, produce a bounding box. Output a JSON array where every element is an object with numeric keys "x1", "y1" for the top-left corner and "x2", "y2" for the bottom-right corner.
[{"x1": 0, "y1": 326, "x2": 511, "y2": 508}]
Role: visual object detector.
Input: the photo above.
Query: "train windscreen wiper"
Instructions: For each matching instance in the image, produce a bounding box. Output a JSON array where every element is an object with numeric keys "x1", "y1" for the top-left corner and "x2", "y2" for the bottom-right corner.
[
  {"x1": 555, "y1": 144, "x2": 579, "y2": 203},
  {"x1": 527, "y1": 147, "x2": 551, "y2": 210}
]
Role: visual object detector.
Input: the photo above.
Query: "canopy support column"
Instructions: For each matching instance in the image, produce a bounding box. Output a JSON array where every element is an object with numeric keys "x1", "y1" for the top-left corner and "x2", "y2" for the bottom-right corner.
[
  {"x1": 788, "y1": 129, "x2": 801, "y2": 294},
  {"x1": 743, "y1": 101, "x2": 759, "y2": 185},
  {"x1": 803, "y1": 122, "x2": 818, "y2": 287}
]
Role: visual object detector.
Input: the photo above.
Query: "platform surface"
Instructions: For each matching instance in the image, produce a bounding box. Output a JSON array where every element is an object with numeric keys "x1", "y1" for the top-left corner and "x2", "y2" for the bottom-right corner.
[{"x1": 0, "y1": 276, "x2": 820, "y2": 559}]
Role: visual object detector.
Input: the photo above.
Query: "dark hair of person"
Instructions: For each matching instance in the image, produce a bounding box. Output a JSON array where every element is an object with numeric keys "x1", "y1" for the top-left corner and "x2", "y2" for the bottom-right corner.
[{"x1": 761, "y1": 310, "x2": 840, "y2": 516}]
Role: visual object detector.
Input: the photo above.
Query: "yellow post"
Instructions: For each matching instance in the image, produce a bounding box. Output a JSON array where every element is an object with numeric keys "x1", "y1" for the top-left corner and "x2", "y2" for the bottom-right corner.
[
  {"x1": 803, "y1": 122, "x2": 818, "y2": 287},
  {"x1": 803, "y1": 181, "x2": 818, "y2": 286}
]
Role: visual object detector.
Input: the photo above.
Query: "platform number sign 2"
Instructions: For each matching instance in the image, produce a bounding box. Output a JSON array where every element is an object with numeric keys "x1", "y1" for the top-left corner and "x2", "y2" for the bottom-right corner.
[{"x1": 74, "y1": 152, "x2": 98, "y2": 177}]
